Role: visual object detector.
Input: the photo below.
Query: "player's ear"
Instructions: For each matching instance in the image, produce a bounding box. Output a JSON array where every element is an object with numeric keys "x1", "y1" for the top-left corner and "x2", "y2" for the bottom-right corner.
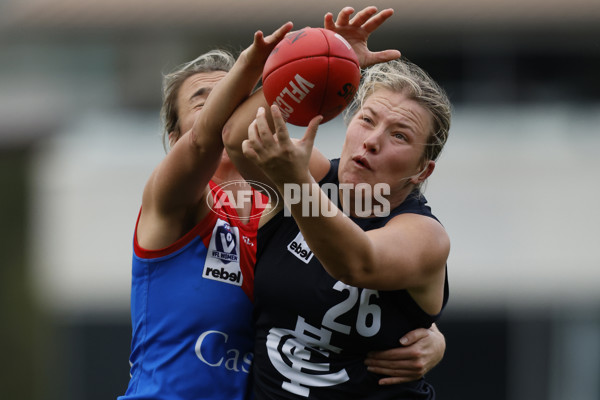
[
  {"x1": 168, "y1": 130, "x2": 180, "y2": 148},
  {"x1": 410, "y1": 160, "x2": 435, "y2": 185}
]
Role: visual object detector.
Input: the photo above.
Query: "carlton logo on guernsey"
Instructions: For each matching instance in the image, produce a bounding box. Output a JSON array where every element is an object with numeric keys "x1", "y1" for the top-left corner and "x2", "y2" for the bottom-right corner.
[{"x1": 203, "y1": 218, "x2": 243, "y2": 286}]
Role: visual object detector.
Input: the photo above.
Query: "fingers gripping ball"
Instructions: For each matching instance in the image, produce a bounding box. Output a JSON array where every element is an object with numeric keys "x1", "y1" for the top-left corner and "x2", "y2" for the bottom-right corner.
[{"x1": 262, "y1": 27, "x2": 360, "y2": 126}]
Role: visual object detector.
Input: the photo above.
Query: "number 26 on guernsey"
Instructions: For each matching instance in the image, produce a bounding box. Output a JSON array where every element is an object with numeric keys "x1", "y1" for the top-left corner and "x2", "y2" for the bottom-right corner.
[{"x1": 322, "y1": 281, "x2": 381, "y2": 337}]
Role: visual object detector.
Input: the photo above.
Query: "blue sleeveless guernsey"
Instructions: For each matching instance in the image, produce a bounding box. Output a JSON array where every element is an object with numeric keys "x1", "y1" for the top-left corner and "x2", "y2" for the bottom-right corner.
[
  {"x1": 252, "y1": 159, "x2": 449, "y2": 399},
  {"x1": 119, "y1": 181, "x2": 266, "y2": 400}
]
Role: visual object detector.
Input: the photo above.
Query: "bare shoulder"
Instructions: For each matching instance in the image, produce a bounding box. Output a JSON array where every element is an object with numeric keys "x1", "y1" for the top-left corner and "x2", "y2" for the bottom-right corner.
[
  {"x1": 137, "y1": 178, "x2": 212, "y2": 250},
  {"x1": 388, "y1": 212, "x2": 448, "y2": 238},
  {"x1": 386, "y1": 213, "x2": 450, "y2": 266}
]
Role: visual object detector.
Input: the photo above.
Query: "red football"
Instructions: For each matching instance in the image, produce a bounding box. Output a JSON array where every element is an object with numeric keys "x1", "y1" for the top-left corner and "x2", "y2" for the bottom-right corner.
[{"x1": 262, "y1": 27, "x2": 360, "y2": 126}]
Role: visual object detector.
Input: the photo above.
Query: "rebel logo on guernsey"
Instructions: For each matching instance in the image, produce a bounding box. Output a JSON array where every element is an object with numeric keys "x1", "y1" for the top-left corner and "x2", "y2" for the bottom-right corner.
[
  {"x1": 203, "y1": 219, "x2": 243, "y2": 286},
  {"x1": 287, "y1": 232, "x2": 314, "y2": 264}
]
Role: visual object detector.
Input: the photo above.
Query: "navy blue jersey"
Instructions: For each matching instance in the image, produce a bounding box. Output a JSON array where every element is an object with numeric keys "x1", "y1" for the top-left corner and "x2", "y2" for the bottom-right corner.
[{"x1": 252, "y1": 159, "x2": 449, "y2": 399}]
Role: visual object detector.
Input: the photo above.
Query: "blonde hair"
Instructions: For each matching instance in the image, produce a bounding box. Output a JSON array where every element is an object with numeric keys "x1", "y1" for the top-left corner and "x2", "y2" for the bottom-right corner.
[
  {"x1": 344, "y1": 58, "x2": 452, "y2": 164},
  {"x1": 160, "y1": 50, "x2": 235, "y2": 151}
]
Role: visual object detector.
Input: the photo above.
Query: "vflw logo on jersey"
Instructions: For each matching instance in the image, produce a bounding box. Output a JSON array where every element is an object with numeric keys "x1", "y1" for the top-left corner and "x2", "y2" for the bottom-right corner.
[
  {"x1": 287, "y1": 231, "x2": 314, "y2": 264},
  {"x1": 203, "y1": 219, "x2": 243, "y2": 286}
]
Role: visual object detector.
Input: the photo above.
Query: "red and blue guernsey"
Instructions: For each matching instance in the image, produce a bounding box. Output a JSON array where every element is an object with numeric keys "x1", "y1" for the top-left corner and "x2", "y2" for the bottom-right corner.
[{"x1": 118, "y1": 181, "x2": 266, "y2": 400}]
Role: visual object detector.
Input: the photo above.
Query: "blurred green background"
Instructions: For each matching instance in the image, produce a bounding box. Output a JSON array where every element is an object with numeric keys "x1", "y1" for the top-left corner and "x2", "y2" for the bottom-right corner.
[{"x1": 1, "y1": 1, "x2": 600, "y2": 399}]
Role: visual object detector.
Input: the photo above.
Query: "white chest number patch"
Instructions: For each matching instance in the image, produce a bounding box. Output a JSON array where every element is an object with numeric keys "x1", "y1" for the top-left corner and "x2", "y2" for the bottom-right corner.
[
  {"x1": 203, "y1": 219, "x2": 242, "y2": 286},
  {"x1": 266, "y1": 281, "x2": 382, "y2": 397}
]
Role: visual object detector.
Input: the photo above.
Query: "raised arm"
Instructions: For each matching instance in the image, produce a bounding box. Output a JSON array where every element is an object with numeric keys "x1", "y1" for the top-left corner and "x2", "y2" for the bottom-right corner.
[
  {"x1": 243, "y1": 104, "x2": 448, "y2": 313},
  {"x1": 137, "y1": 23, "x2": 292, "y2": 249},
  {"x1": 222, "y1": 89, "x2": 278, "y2": 189},
  {"x1": 223, "y1": 6, "x2": 399, "y2": 192}
]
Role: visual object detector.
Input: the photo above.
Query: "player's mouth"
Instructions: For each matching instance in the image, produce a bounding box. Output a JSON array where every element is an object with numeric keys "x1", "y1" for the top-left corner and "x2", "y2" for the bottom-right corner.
[{"x1": 352, "y1": 155, "x2": 372, "y2": 170}]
